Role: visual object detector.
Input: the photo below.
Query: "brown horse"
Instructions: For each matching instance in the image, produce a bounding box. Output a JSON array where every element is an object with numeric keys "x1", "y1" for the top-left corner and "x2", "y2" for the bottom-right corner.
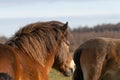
[
  {"x1": 73, "y1": 37, "x2": 120, "y2": 80},
  {"x1": 0, "y1": 21, "x2": 74, "y2": 80}
]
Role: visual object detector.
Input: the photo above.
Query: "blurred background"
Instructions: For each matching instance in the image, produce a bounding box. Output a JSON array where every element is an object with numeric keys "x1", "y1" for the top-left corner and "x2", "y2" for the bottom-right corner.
[
  {"x1": 0, "y1": 0, "x2": 120, "y2": 80},
  {"x1": 0, "y1": 0, "x2": 120, "y2": 37}
]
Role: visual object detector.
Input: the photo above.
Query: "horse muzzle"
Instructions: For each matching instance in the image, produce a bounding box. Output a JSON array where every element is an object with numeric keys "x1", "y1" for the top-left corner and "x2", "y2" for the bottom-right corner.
[{"x1": 64, "y1": 67, "x2": 75, "y2": 77}]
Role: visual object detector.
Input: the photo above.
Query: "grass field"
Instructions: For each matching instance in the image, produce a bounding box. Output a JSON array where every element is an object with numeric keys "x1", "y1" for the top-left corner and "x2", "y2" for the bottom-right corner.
[{"x1": 49, "y1": 68, "x2": 72, "y2": 80}]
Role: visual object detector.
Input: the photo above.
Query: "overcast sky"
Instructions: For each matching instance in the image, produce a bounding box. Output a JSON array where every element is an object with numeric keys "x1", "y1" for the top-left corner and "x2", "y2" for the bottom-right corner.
[
  {"x1": 0, "y1": 0, "x2": 120, "y2": 18},
  {"x1": 0, "y1": 0, "x2": 120, "y2": 37}
]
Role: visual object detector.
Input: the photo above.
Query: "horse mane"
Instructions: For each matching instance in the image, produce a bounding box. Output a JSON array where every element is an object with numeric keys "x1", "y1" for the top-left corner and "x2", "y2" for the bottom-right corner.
[{"x1": 6, "y1": 21, "x2": 69, "y2": 64}]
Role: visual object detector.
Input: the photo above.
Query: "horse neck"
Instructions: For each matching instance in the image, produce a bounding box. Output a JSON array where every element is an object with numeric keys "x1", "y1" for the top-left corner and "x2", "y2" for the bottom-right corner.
[
  {"x1": 18, "y1": 48, "x2": 56, "y2": 75},
  {"x1": 43, "y1": 43, "x2": 60, "y2": 74},
  {"x1": 43, "y1": 53, "x2": 55, "y2": 74}
]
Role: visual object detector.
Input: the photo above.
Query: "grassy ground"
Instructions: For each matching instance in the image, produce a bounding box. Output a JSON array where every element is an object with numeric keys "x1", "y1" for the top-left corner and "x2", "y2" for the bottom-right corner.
[{"x1": 49, "y1": 68, "x2": 72, "y2": 80}]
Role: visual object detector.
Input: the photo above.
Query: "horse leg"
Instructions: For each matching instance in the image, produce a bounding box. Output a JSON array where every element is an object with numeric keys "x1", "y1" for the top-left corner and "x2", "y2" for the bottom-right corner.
[{"x1": 80, "y1": 49, "x2": 107, "y2": 80}]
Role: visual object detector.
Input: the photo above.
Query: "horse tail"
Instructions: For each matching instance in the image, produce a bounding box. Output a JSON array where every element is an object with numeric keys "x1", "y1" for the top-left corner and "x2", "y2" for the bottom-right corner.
[
  {"x1": 0, "y1": 73, "x2": 12, "y2": 80},
  {"x1": 73, "y1": 48, "x2": 83, "y2": 80}
]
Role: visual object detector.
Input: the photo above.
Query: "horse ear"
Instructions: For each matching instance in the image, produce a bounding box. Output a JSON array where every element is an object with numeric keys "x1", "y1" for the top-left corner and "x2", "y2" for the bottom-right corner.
[{"x1": 61, "y1": 22, "x2": 68, "y2": 31}]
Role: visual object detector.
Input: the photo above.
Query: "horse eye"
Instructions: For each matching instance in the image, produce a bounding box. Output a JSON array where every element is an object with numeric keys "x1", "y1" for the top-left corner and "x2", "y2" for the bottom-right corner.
[{"x1": 66, "y1": 41, "x2": 70, "y2": 46}]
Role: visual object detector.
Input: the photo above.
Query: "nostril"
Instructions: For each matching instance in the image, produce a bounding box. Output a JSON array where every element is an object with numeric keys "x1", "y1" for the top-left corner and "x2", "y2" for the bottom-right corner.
[
  {"x1": 69, "y1": 68, "x2": 73, "y2": 73},
  {"x1": 69, "y1": 59, "x2": 75, "y2": 72},
  {"x1": 70, "y1": 68, "x2": 74, "y2": 73},
  {"x1": 70, "y1": 66, "x2": 75, "y2": 73}
]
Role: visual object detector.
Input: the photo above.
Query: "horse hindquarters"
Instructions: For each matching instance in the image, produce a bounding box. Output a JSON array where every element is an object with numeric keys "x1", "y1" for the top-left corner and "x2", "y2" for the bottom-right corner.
[
  {"x1": 80, "y1": 48, "x2": 107, "y2": 80},
  {"x1": 73, "y1": 49, "x2": 83, "y2": 80}
]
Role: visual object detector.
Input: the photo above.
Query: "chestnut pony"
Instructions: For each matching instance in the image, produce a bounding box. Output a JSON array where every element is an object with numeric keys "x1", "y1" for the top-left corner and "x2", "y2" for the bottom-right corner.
[
  {"x1": 73, "y1": 37, "x2": 120, "y2": 80},
  {"x1": 0, "y1": 21, "x2": 74, "y2": 80}
]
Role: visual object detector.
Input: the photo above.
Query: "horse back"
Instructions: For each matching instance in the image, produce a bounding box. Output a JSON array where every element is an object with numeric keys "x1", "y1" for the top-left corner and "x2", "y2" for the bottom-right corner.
[
  {"x1": 73, "y1": 37, "x2": 120, "y2": 80},
  {"x1": 14, "y1": 48, "x2": 48, "y2": 80},
  {"x1": 0, "y1": 43, "x2": 48, "y2": 80},
  {"x1": 0, "y1": 43, "x2": 21, "y2": 80}
]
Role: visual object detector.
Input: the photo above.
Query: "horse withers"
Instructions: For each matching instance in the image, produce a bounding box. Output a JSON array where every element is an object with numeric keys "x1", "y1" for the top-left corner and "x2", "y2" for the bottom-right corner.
[
  {"x1": 73, "y1": 37, "x2": 120, "y2": 80},
  {"x1": 0, "y1": 21, "x2": 74, "y2": 80}
]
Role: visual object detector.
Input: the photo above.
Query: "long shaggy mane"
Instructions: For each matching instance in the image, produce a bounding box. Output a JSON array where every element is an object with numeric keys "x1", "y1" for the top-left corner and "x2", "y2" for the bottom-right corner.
[{"x1": 6, "y1": 21, "x2": 68, "y2": 64}]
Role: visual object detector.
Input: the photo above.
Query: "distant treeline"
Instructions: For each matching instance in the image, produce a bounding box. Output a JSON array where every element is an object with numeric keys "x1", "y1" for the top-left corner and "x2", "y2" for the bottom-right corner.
[
  {"x1": 1, "y1": 23, "x2": 120, "y2": 53},
  {"x1": 70, "y1": 22, "x2": 120, "y2": 52},
  {"x1": 0, "y1": 36, "x2": 8, "y2": 43},
  {"x1": 72, "y1": 23, "x2": 120, "y2": 32}
]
